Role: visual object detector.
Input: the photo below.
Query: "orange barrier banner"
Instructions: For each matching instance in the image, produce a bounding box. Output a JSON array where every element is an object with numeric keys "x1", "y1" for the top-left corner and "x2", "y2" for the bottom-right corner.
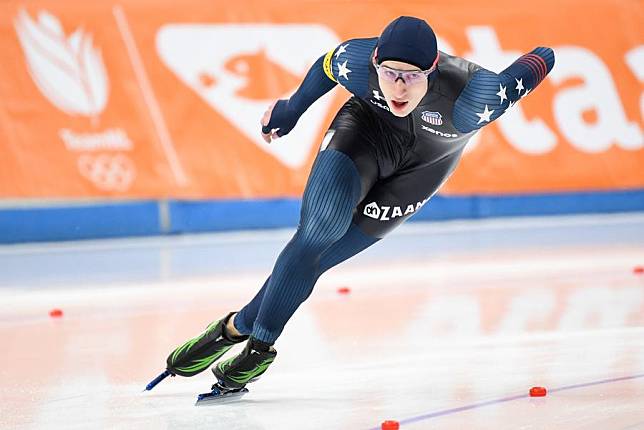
[{"x1": 0, "y1": 0, "x2": 642, "y2": 198}]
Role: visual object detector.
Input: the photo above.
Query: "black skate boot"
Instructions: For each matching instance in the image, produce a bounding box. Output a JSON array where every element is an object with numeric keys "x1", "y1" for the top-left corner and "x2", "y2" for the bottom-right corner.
[
  {"x1": 213, "y1": 337, "x2": 277, "y2": 389},
  {"x1": 166, "y1": 312, "x2": 248, "y2": 377}
]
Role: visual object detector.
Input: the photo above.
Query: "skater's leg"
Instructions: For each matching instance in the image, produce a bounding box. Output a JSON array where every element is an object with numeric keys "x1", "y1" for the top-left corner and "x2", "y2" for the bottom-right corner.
[
  {"x1": 213, "y1": 148, "x2": 371, "y2": 388},
  {"x1": 249, "y1": 148, "x2": 362, "y2": 344}
]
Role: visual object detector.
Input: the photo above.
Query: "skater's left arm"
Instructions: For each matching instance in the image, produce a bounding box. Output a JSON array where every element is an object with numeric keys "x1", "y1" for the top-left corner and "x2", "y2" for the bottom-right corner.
[
  {"x1": 452, "y1": 47, "x2": 555, "y2": 133},
  {"x1": 261, "y1": 53, "x2": 338, "y2": 142}
]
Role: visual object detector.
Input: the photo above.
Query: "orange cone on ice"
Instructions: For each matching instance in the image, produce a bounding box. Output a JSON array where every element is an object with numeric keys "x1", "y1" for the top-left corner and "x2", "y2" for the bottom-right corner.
[{"x1": 529, "y1": 386, "x2": 547, "y2": 397}]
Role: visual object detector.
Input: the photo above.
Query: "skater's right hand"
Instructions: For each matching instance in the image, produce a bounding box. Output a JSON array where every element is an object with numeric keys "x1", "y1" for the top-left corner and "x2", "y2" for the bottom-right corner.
[{"x1": 261, "y1": 99, "x2": 299, "y2": 144}]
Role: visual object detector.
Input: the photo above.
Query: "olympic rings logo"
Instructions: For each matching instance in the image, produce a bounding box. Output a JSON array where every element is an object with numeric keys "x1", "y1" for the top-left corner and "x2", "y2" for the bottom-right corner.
[{"x1": 77, "y1": 153, "x2": 136, "y2": 192}]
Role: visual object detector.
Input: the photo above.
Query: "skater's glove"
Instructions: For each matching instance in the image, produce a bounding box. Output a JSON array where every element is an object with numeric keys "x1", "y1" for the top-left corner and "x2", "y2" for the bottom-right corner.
[{"x1": 261, "y1": 99, "x2": 300, "y2": 138}]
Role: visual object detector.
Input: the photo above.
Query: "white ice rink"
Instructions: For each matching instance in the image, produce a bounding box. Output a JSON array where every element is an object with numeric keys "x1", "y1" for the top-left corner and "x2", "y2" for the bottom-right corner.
[{"x1": 1, "y1": 213, "x2": 644, "y2": 429}]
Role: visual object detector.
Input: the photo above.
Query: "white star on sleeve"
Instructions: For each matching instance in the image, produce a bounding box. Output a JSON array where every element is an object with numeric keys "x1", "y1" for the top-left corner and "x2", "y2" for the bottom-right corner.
[
  {"x1": 521, "y1": 88, "x2": 531, "y2": 98},
  {"x1": 476, "y1": 104, "x2": 495, "y2": 124},
  {"x1": 515, "y1": 78, "x2": 525, "y2": 95},
  {"x1": 496, "y1": 84, "x2": 508, "y2": 104},
  {"x1": 337, "y1": 60, "x2": 351, "y2": 81},
  {"x1": 334, "y1": 43, "x2": 348, "y2": 59}
]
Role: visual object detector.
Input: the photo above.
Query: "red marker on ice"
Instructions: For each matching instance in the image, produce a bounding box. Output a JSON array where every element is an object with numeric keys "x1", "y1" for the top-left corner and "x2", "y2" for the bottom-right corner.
[
  {"x1": 49, "y1": 308, "x2": 63, "y2": 318},
  {"x1": 382, "y1": 420, "x2": 400, "y2": 430}
]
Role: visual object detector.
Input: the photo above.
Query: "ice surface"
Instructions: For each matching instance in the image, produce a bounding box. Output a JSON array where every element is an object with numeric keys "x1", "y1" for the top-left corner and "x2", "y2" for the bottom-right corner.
[{"x1": 1, "y1": 214, "x2": 643, "y2": 429}]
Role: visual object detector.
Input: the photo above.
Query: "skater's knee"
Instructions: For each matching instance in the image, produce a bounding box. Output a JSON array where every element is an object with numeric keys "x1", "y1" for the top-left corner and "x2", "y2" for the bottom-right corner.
[{"x1": 297, "y1": 210, "x2": 350, "y2": 246}]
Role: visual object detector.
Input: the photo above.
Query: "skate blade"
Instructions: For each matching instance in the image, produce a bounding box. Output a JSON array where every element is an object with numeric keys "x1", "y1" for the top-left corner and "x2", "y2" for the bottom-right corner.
[
  {"x1": 144, "y1": 370, "x2": 173, "y2": 392},
  {"x1": 195, "y1": 385, "x2": 249, "y2": 406}
]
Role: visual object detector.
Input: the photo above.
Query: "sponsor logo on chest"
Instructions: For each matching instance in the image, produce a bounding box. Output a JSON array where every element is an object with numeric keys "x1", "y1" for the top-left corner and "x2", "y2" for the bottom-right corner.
[
  {"x1": 419, "y1": 110, "x2": 459, "y2": 138},
  {"x1": 422, "y1": 111, "x2": 443, "y2": 125}
]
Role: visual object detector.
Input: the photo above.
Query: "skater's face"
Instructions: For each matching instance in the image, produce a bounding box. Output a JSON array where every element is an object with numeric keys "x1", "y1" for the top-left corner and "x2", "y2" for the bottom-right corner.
[{"x1": 376, "y1": 60, "x2": 429, "y2": 117}]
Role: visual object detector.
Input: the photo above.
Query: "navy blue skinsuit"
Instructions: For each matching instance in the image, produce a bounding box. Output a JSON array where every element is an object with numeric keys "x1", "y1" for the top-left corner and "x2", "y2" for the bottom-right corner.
[{"x1": 235, "y1": 37, "x2": 555, "y2": 344}]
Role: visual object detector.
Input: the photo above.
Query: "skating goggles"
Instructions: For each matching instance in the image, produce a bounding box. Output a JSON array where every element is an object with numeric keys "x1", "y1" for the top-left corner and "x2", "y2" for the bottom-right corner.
[{"x1": 374, "y1": 54, "x2": 439, "y2": 85}]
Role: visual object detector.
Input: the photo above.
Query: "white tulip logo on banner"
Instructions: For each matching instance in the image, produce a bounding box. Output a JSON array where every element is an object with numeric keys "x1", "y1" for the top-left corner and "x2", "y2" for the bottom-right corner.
[{"x1": 14, "y1": 9, "x2": 109, "y2": 118}]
